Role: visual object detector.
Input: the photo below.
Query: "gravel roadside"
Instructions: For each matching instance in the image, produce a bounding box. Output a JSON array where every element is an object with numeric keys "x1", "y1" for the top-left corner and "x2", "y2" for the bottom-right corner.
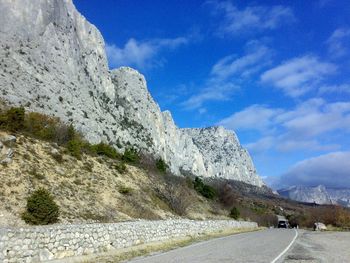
[{"x1": 282, "y1": 230, "x2": 350, "y2": 263}]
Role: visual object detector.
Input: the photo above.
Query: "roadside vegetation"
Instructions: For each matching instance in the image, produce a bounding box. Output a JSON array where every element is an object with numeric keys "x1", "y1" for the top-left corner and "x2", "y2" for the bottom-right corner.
[
  {"x1": 286, "y1": 205, "x2": 350, "y2": 229},
  {"x1": 21, "y1": 188, "x2": 59, "y2": 225},
  {"x1": 193, "y1": 177, "x2": 217, "y2": 199}
]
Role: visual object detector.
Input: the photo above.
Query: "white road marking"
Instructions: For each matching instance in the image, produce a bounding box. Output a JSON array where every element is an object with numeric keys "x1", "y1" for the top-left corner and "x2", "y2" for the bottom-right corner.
[{"x1": 270, "y1": 229, "x2": 298, "y2": 263}]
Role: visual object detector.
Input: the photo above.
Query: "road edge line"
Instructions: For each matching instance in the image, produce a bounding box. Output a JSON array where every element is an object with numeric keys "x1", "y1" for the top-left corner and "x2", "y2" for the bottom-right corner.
[{"x1": 270, "y1": 229, "x2": 298, "y2": 263}]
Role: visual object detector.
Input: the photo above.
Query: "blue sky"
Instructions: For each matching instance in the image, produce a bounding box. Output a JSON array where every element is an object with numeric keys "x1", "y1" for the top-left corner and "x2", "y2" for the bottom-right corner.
[{"x1": 73, "y1": 0, "x2": 350, "y2": 189}]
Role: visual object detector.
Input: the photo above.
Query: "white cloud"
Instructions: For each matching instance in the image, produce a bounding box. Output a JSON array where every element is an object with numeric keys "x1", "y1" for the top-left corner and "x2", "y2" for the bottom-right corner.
[
  {"x1": 261, "y1": 55, "x2": 337, "y2": 97},
  {"x1": 218, "y1": 98, "x2": 350, "y2": 153},
  {"x1": 319, "y1": 84, "x2": 350, "y2": 94},
  {"x1": 279, "y1": 152, "x2": 350, "y2": 188},
  {"x1": 211, "y1": 45, "x2": 271, "y2": 81},
  {"x1": 275, "y1": 139, "x2": 339, "y2": 153},
  {"x1": 106, "y1": 37, "x2": 188, "y2": 69},
  {"x1": 327, "y1": 28, "x2": 350, "y2": 58},
  {"x1": 181, "y1": 83, "x2": 238, "y2": 110},
  {"x1": 218, "y1": 104, "x2": 281, "y2": 132},
  {"x1": 198, "y1": 108, "x2": 207, "y2": 114},
  {"x1": 279, "y1": 99, "x2": 350, "y2": 138},
  {"x1": 245, "y1": 136, "x2": 275, "y2": 153},
  {"x1": 208, "y1": 1, "x2": 295, "y2": 35},
  {"x1": 182, "y1": 43, "x2": 271, "y2": 110}
]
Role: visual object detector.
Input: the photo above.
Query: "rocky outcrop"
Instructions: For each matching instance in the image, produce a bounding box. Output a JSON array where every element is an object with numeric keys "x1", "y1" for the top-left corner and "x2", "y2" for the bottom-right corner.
[
  {"x1": 0, "y1": 134, "x2": 15, "y2": 164},
  {"x1": 0, "y1": 0, "x2": 264, "y2": 186},
  {"x1": 183, "y1": 127, "x2": 264, "y2": 186},
  {"x1": 109, "y1": 68, "x2": 208, "y2": 178}
]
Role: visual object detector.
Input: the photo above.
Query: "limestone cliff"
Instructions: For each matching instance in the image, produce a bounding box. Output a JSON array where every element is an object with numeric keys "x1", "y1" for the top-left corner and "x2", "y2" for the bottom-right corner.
[
  {"x1": 0, "y1": 0, "x2": 264, "y2": 186},
  {"x1": 183, "y1": 127, "x2": 263, "y2": 187}
]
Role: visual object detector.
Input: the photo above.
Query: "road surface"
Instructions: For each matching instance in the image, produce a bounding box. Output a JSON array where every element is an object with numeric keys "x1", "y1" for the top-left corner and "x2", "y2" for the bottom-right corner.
[
  {"x1": 128, "y1": 229, "x2": 298, "y2": 263},
  {"x1": 283, "y1": 230, "x2": 350, "y2": 262}
]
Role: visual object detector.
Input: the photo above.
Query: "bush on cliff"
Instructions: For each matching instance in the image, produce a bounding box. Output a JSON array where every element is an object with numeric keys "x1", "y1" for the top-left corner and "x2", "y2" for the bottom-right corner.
[
  {"x1": 90, "y1": 142, "x2": 119, "y2": 159},
  {"x1": 0, "y1": 106, "x2": 128, "y2": 162},
  {"x1": 155, "y1": 175, "x2": 193, "y2": 216},
  {"x1": 193, "y1": 177, "x2": 216, "y2": 199},
  {"x1": 0, "y1": 107, "x2": 76, "y2": 146},
  {"x1": 66, "y1": 138, "x2": 82, "y2": 159},
  {"x1": 122, "y1": 148, "x2": 139, "y2": 163},
  {"x1": 24, "y1": 112, "x2": 60, "y2": 140},
  {"x1": 65, "y1": 124, "x2": 84, "y2": 159},
  {"x1": 115, "y1": 161, "x2": 127, "y2": 174},
  {"x1": 156, "y1": 158, "x2": 168, "y2": 174},
  {"x1": 0, "y1": 107, "x2": 25, "y2": 132},
  {"x1": 22, "y1": 188, "x2": 59, "y2": 225},
  {"x1": 230, "y1": 207, "x2": 240, "y2": 220}
]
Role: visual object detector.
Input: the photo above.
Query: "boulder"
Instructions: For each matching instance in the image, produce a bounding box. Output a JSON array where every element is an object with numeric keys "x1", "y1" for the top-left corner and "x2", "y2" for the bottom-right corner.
[
  {"x1": 0, "y1": 148, "x2": 14, "y2": 164},
  {"x1": 0, "y1": 135, "x2": 16, "y2": 145}
]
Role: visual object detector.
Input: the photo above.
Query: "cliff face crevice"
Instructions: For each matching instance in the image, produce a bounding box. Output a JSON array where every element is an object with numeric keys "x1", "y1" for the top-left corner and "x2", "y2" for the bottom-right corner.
[{"x1": 0, "y1": 0, "x2": 264, "y2": 187}]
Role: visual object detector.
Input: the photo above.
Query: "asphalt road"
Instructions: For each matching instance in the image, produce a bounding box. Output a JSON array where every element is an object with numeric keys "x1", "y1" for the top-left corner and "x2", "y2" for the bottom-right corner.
[
  {"x1": 283, "y1": 230, "x2": 350, "y2": 263},
  {"x1": 128, "y1": 229, "x2": 298, "y2": 263}
]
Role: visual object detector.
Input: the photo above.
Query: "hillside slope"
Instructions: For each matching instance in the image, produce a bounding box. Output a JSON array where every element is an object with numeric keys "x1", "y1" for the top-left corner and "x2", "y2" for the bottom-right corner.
[
  {"x1": 0, "y1": 129, "x2": 230, "y2": 227},
  {"x1": 1, "y1": 114, "x2": 349, "y2": 229}
]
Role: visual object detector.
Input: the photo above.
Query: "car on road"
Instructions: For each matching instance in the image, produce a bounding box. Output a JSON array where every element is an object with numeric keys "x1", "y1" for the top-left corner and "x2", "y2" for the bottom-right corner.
[
  {"x1": 278, "y1": 221, "x2": 288, "y2": 228},
  {"x1": 276, "y1": 215, "x2": 289, "y2": 228}
]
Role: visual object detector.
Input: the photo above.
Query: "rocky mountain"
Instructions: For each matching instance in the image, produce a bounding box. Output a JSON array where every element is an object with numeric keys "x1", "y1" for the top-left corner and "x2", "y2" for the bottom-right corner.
[
  {"x1": 278, "y1": 185, "x2": 350, "y2": 207},
  {"x1": 0, "y1": 0, "x2": 264, "y2": 187},
  {"x1": 183, "y1": 127, "x2": 263, "y2": 186},
  {"x1": 278, "y1": 185, "x2": 332, "y2": 205},
  {"x1": 327, "y1": 188, "x2": 350, "y2": 207}
]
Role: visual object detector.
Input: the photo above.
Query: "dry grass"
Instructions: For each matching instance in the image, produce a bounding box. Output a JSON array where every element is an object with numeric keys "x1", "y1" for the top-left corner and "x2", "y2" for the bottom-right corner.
[{"x1": 0, "y1": 131, "x2": 229, "y2": 227}]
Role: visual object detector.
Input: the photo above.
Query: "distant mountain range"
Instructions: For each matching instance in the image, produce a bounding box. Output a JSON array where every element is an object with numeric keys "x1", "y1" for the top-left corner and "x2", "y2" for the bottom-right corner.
[{"x1": 277, "y1": 185, "x2": 350, "y2": 207}]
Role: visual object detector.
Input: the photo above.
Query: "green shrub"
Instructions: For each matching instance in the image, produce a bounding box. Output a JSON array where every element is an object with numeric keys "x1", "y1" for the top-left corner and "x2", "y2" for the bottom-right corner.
[
  {"x1": 73, "y1": 179, "x2": 83, "y2": 185},
  {"x1": 24, "y1": 112, "x2": 59, "y2": 140},
  {"x1": 119, "y1": 185, "x2": 132, "y2": 195},
  {"x1": 230, "y1": 207, "x2": 240, "y2": 220},
  {"x1": 51, "y1": 152, "x2": 63, "y2": 163},
  {"x1": 193, "y1": 177, "x2": 216, "y2": 199},
  {"x1": 90, "y1": 142, "x2": 119, "y2": 159},
  {"x1": 156, "y1": 158, "x2": 168, "y2": 174},
  {"x1": 67, "y1": 124, "x2": 76, "y2": 141},
  {"x1": 28, "y1": 167, "x2": 43, "y2": 179},
  {"x1": 0, "y1": 115, "x2": 6, "y2": 128},
  {"x1": 66, "y1": 139, "x2": 82, "y2": 159},
  {"x1": 21, "y1": 188, "x2": 59, "y2": 225},
  {"x1": 115, "y1": 162, "x2": 127, "y2": 174},
  {"x1": 201, "y1": 184, "x2": 217, "y2": 199},
  {"x1": 0, "y1": 107, "x2": 25, "y2": 131},
  {"x1": 83, "y1": 162, "x2": 93, "y2": 172},
  {"x1": 122, "y1": 148, "x2": 139, "y2": 163}
]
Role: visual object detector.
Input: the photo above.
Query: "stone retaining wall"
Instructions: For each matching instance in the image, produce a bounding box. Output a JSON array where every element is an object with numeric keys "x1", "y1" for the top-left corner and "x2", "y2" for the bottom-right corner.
[{"x1": 0, "y1": 219, "x2": 257, "y2": 263}]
